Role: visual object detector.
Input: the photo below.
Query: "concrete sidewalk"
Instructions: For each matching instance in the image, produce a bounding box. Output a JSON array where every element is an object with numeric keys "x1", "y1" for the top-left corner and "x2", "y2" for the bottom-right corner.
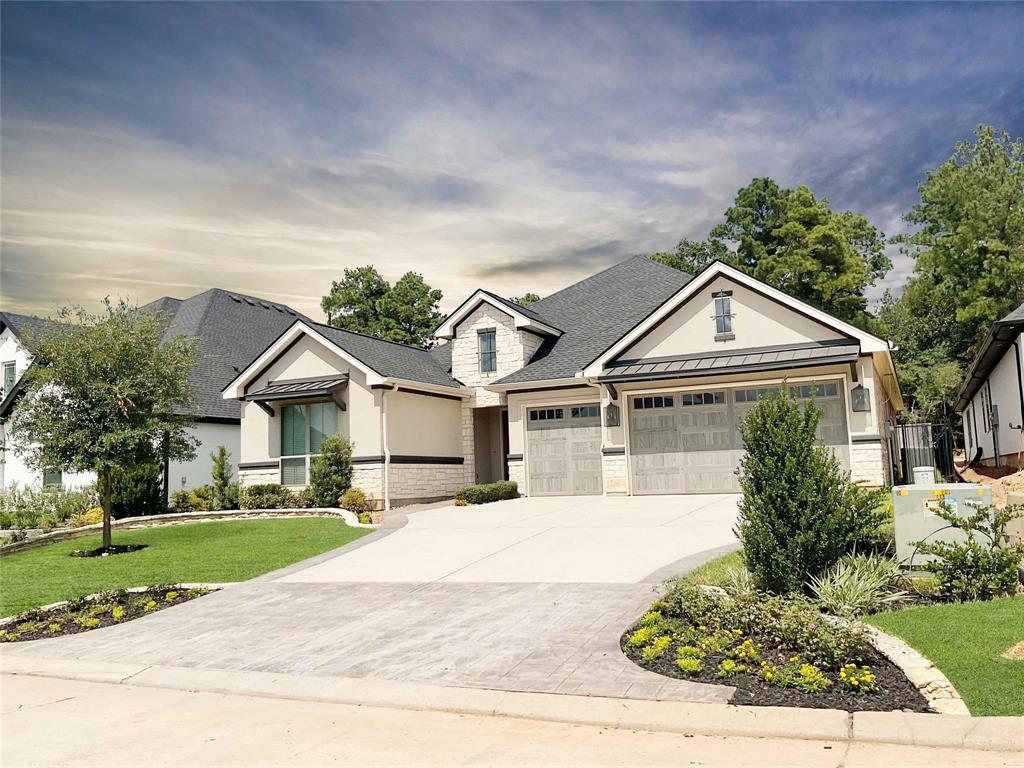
[
  {"x1": 3, "y1": 655, "x2": 1021, "y2": 755},
  {"x1": 10, "y1": 674, "x2": 1018, "y2": 768}
]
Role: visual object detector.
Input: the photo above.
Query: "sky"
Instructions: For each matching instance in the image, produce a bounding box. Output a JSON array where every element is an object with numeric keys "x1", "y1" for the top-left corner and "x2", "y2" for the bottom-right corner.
[{"x1": 2, "y1": 2, "x2": 1023, "y2": 321}]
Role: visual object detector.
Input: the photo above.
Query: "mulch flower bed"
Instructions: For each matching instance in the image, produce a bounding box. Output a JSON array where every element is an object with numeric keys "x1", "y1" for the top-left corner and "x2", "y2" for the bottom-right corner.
[
  {"x1": 620, "y1": 583, "x2": 930, "y2": 713},
  {"x1": 0, "y1": 586, "x2": 212, "y2": 643},
  {"x1": 622, "y1": 627, "x2": 928, "y2": 712},
  {"x1": 70, "y1": 544, "x2": 148, "y2": 558}
]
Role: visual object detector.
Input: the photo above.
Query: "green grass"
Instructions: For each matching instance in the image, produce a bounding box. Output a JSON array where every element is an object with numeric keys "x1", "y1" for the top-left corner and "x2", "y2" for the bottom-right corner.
[
  {"x1": 0, "y1": 518, "x2": 369, "y2": 616},
  {"x1": 868, "y1": 596, "x2": 1024, "y2": 716},
  {"x1": 680, "y1": 549, "x2": 744, "y2": 586}
]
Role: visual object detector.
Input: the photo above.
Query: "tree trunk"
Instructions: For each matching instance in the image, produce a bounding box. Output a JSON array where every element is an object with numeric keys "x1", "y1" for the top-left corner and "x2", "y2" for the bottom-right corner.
[{"x1": 101, "y1": 468, "x2": 113, "y2": 549}]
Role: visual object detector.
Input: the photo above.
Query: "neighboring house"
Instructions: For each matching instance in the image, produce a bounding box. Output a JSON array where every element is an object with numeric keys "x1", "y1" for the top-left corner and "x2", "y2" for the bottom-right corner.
[
  {"x1": 0, "y1": 290, "x2": 308, "y2": 497},
  {"x1": 955, "y1": 303, "x2": 1024, "y2": 468},
  {"x1": 225, "y1": 257, "x2": 903, "y2": 508}
]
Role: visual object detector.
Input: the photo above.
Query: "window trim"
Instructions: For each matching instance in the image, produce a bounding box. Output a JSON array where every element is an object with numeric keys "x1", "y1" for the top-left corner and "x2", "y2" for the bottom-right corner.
[
  {"x1": 2, "y1": 360, "x2": 15, "y2": 398},
  {"x1": 712, "y1": 291, "x2": 734, "y2": 340},
  {"x1": 42, "y1": 468, "x2": 63, "y2": 489},
  {"x1": 478, "y1": 328, "x2": 497, "y2": 373},
  {"x1": 279, "y1": 400, "x2": 340, "y2": 485}
]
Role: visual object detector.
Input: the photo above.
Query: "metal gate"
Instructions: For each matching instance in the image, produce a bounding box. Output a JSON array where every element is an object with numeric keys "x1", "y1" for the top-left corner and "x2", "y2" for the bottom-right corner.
[{"x1": 887, "y1": 422, "x2": 956, "y2": 485}]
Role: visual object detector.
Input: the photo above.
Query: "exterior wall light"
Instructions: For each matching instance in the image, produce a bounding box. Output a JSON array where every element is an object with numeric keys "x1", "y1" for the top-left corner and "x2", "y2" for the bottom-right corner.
[{"x1": 851, "y1": 383, "x2": 871, "y2": 412}]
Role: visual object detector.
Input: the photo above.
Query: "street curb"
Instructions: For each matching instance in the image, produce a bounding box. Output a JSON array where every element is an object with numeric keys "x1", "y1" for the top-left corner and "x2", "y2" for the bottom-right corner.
[{"x1": 2, "y1": 656, "x2": 1020, "y2": 752}]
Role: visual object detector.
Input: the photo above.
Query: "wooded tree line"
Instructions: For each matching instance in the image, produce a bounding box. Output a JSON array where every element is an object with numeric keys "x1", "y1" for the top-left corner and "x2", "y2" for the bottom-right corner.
[{"x1": 319, "y1": 125, "x2": 1022, "y2": 423}]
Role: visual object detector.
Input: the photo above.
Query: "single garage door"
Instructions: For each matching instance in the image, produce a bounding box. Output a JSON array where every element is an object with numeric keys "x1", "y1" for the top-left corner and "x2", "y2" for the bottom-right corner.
[
  {"x1": 628, "y1": 381, "x2": 849, "y2": 494},
  {"x1": 526, "y1": 404, "x2": 603, "y2": 496}
]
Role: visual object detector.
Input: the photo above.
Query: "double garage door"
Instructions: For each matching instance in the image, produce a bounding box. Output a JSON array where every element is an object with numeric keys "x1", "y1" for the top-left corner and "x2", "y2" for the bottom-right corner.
[
  {"x1": 526, "y1": 404, "x2": 602, "y2": 496},
  {"x1": 628, "y1": 381, "x2": 850, "y2": 494}
]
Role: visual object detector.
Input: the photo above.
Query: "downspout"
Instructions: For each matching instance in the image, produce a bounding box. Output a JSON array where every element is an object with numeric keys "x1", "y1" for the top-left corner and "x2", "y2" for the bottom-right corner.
[
  {"x1": 988, "y1": 380, "x2": 1000, "y2": 464},
  {"x1": 1013, "y1": 339, "x2": 1024, "y2": 466},
  {"x1": 381, "y1": 386, "x2": 391, "y2": 512}
]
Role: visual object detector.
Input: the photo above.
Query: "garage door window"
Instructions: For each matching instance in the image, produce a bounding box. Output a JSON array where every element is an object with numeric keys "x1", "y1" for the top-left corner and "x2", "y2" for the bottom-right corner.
[
  {"x1": 633, "y1": 395, "x2": 674, "y2": 409},
  {"x1": 681, "y1": 391, "x2": 725, "y2": 406},
  {"x1": 571, "y1": 405, "x2": 599, "y2": 418},
  {"x1": 529, "y1": 408, "x2": 563, "y2": 421}
]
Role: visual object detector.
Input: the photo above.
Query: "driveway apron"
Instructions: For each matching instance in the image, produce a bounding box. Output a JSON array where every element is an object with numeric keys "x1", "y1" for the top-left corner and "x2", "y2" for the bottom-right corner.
[{"x1": 2, "y1": 495, "x2": 740, "y2": 703}]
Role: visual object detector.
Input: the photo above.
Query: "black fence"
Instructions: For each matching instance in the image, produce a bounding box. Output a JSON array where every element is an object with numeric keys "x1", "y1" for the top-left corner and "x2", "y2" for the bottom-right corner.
[{"x1": 886, "y1": 421, "x2": 957, "y2": 485}]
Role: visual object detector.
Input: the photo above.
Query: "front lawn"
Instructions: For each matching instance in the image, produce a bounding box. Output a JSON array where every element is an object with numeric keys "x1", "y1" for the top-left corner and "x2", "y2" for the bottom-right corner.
[
  {"x1": 0, "y1": 518, "x2": 368, "y2": 616},
  {"x1": 868, "y1": 596, "x2": 1024, "y2": 717},
  {"x1": 681, "y1": 550, "x2": 744, "y2": 587}
]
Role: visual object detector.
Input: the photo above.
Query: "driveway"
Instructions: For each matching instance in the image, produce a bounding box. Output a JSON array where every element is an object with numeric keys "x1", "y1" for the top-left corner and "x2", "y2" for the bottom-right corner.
[{"x1": 3, "y1": 495, "x2": 740, "y2": 702}]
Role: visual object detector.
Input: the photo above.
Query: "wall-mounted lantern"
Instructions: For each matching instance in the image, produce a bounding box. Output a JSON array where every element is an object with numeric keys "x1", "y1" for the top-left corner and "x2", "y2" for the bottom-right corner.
[
  {"x1": 851, "y1": 383, "x2": 871, "y2": 413},
  {"x1": 604, "y1": 402, "x2": 621, "y2": 427}
]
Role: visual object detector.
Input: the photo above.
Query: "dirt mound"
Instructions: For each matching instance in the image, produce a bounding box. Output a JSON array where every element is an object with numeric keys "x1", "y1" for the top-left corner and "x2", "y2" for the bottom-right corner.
[{"x1": 957, "y1": 464, "x2": 1024, "y2": 508}]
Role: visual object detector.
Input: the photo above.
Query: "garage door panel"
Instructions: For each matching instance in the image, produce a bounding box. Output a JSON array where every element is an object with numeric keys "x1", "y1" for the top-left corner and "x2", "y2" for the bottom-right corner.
[
  {"x1": 526, "y1": 404, "x2": 602, "y2": 497},
  {"x1": 629, "y1": 381, "x2": 850, "y2": 495}
]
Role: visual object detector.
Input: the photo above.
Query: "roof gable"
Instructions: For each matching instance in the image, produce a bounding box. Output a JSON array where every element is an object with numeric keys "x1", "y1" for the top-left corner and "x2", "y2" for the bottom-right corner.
[{"x1": 435, "y1": 290, "x2": 562, "y2": 340}]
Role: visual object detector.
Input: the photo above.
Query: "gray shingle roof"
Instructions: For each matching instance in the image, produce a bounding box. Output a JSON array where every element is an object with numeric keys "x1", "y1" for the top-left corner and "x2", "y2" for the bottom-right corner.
[
  {"x1": 601, "y1": 340, "x2": 861, "y2": 381},
  {"x1": 0, "y1": 311, "x2": 65, "y2": 340},
  {"x1": 492, "y1": 256, "x2": 693, "y2": 385},
  {"x1": 147, "y1": 289, "x2": 311, "y2": 420},
  {"x1": 309, "y1": 322, "x2": 460, "y2": 388}
]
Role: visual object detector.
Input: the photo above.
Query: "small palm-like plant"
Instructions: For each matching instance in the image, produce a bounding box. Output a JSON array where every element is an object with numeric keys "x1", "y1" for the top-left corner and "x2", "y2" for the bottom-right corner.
[{"x1": 809, "y1": 553, "x2": 908, "y2": 618}]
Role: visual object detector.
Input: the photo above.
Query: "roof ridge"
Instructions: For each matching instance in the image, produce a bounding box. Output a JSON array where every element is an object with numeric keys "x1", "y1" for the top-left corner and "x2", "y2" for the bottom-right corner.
[
  {"x1": 308, "y1": 319, "x2": 438, "y2": 355},
  {"x1": 530, "y1": 255, "x2": 661, "y2": 311}
]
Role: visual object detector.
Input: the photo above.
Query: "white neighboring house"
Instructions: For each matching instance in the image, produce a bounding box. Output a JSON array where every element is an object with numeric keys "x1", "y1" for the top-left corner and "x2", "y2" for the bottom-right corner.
[
  {"x1": 955, "y1": 303, "x2": 1024, "y2": 468},
  {"x1": 0, "y1": 290, "x2": 309, "y2": 498},
  {"x1": 225, "y1": 257, "x2": 904, "y2": 510}
]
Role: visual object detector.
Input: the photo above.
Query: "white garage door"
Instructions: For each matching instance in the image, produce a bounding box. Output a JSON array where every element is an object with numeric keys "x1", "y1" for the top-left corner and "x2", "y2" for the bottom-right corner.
[
  {"x1": 628, "y1": 381, "x2": 849, "y2": 494},
  {"x1": 526, "y1": 404, "x2": 603, "y2": 496}
]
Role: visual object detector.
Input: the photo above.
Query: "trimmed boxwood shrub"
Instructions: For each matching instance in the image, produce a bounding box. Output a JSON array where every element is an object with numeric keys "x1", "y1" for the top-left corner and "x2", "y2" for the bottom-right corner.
[
  {"x1": 240, "y1": 483, "x2": 296, "y2": 510},
  {"x1": 455, "y1": 480, "x2": 519, "y2": 504},
  {"x1": 308, "y1": 434, "x2": 354, "y2": 507}
]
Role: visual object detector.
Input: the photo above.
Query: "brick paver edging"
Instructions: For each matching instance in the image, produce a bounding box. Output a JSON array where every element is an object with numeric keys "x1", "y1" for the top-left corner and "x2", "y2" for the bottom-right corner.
[
  {"x1": 1, "y1": 658, "x2": 1019, "y2": 753},
  {"x1": 0, "y1": 508, "x2": 379, "y2": 556}
]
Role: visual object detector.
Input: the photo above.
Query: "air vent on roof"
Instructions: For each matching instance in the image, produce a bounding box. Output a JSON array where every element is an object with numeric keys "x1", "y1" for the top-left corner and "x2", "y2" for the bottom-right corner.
[
  {"x1": 244, "y1": 299, "x2": 255, "y2": 306},
  {"x1": 229, "y1": 295, "x2": 241, "y2": 303},
  {"x1": 259, "y1": 302, "x2": 269, "y2": 309}
]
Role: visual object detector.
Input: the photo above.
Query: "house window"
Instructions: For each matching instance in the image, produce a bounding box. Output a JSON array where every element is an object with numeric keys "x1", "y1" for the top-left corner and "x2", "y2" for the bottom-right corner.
[
  {"x1": 2, "y1": 361, "x2": 15, "y2": 398},
  {"x1": 571, "y1": 405, "x2": 599, "y2": 418},
  {"x1": 478, "y1": 329, "x2": 497, "y2": 373},
  {"x1": 712, "y1": 291, "x2": 734, "y2": 340},
  {"x1": 633, "y1": 396, "x2": 674, "y2": 410},
  {"x1": 42, "y1": 468, "x2": 62, "y2": 488},
  {"x1": 280, "y1": 402, "x2": 338, "y2": 484}
]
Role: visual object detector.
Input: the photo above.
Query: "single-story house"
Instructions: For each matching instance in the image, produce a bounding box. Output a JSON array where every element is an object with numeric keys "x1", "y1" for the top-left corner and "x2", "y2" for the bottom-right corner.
[
  {"x1": 224, "y1": 257, "x2": 903, "y2": 508},
  {"x1": 955, "y1": 302, "x2": 1024, "y2": 468},
  {"x1": 1, "y1": 289, "x2": 308, "y2": 497}
]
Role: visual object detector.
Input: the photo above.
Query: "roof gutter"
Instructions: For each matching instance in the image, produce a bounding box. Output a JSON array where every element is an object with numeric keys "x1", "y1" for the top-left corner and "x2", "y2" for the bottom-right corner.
[{"x1": 954, "y1": 319, "x2": 1024, "y2": 412}]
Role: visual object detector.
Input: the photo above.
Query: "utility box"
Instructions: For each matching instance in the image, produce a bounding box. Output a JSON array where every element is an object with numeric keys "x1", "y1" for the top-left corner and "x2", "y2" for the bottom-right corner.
[{"x1": 892, "y1": 483, "x2": 991, "y2": 566}]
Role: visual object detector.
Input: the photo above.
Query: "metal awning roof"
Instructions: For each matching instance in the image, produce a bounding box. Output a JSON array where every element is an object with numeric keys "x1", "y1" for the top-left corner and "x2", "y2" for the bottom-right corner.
[
  {"x1": 245, "y1": 374, "x2": 349, "y2": 402},
  {"x1": 599, "y1": 341, "x2": 861, "y2": 382}
]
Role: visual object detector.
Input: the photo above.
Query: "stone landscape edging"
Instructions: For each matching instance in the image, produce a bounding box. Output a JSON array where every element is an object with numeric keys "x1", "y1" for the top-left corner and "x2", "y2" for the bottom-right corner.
[
  {"x1": 0, "y1": 507, "x2": 379, "y2": 556},
  {"x1": 0, "y1": 657, "x2": 1019, "y2": 753},
  {"x1": 865, "y1": 625, "x2": 969, "y2": 715}
]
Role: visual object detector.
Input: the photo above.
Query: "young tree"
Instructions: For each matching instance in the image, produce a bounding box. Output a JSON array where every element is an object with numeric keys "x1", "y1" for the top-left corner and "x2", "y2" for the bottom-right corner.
[
  {"x1": 308, "y1": 434, "x2": 354, "y2": 507},
  {"x1": 511, "y1": 292, "x2": 541, "y2": 307},
  {"x1": 320, "y1": 266, "x2": 444, "y2": 348},
  {"x1": 653, "y1": 179, "x2": 889, "y2": 327},
  {"x1": 8, "y1": 300, "x2": 198, "y2": 548},
  {"x1": 210, "y1": 445, "x2": 237, "y2": 510}
]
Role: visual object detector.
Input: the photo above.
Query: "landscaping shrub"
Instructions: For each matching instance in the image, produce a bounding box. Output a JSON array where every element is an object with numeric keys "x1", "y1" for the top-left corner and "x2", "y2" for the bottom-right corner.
[
  {"x1": 454, "y1": 480, "x2": 519, "y2": 504},
  {"x1": 67, "y1": 506, "x2": 104, "y2": 528},
  {"x1": 111, "y1": 462, "x2": 166, "y2": 518},
  {"x1": 809, "y1": 553, "x2": 908, "y2": 618},
  {"x1": 240, "y1": 483, "x2": 296, "y2": 510},
  {"x1": 210, "y1": 446, "x2": 239, "y2": 510},
  {"x1": 0, "y1": 484, "x2": 98, "y2": 530},
  {"x1": 170, "y1": 485, "x2": 214, "y2": 514},
  {"x1": 734, "y1": 390, "x2": 887, "y2": 594},
  {"x1": 308, "y1": 434, "x2": 354, "y2": 507},
  {"x1": 294, "y1": 487, "x2": 316, "y2": 509},
  {"x1": 915, "y1": 503, "x2": 1024, "y2": 602}
]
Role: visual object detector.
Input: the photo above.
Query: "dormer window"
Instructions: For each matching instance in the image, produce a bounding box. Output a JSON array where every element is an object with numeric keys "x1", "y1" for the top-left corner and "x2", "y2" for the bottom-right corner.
[
  {"x1": 713, "y1": 291, "x2": 734, "y2": 341},
  {"x1": 478, "y1": 329, "x2": 497, "y2": 373}
]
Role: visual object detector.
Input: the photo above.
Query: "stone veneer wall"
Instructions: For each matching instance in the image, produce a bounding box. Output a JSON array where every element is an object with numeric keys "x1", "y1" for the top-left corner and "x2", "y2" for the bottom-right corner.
[
  {"x1": 507, "y1": 458, "x2": 525, "y2": 492},
  {"x1": 450, "y1": 304, "x2": 545, "y2": 408},
  {"x1": 601, "y1": 453, "x2": 627, "y2": 495},
  {"x1": 850, "y1": 442, "x2": 886, "y2": 487},
  {"x1": 239, "y1": 467, "x2": 278, "y2": 487},
  {"x1": 461, "y1": 402, "x2": 477, "y2": 486}
]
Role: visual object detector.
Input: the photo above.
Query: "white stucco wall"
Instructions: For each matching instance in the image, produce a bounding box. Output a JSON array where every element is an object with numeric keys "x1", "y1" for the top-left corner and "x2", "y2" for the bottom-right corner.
[
  {"x1": 167, "y1": 421, "x2": 240, "y2": 495},
  {"x1": 962, "y1": 337, "x2": 1024, "y2": 465},
  {"x1": 620, "y1": 275, "x2": 845, "y2": 361},
  {"x1": 386, "y1": 389, "x2": 462, "y2": 457}
]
